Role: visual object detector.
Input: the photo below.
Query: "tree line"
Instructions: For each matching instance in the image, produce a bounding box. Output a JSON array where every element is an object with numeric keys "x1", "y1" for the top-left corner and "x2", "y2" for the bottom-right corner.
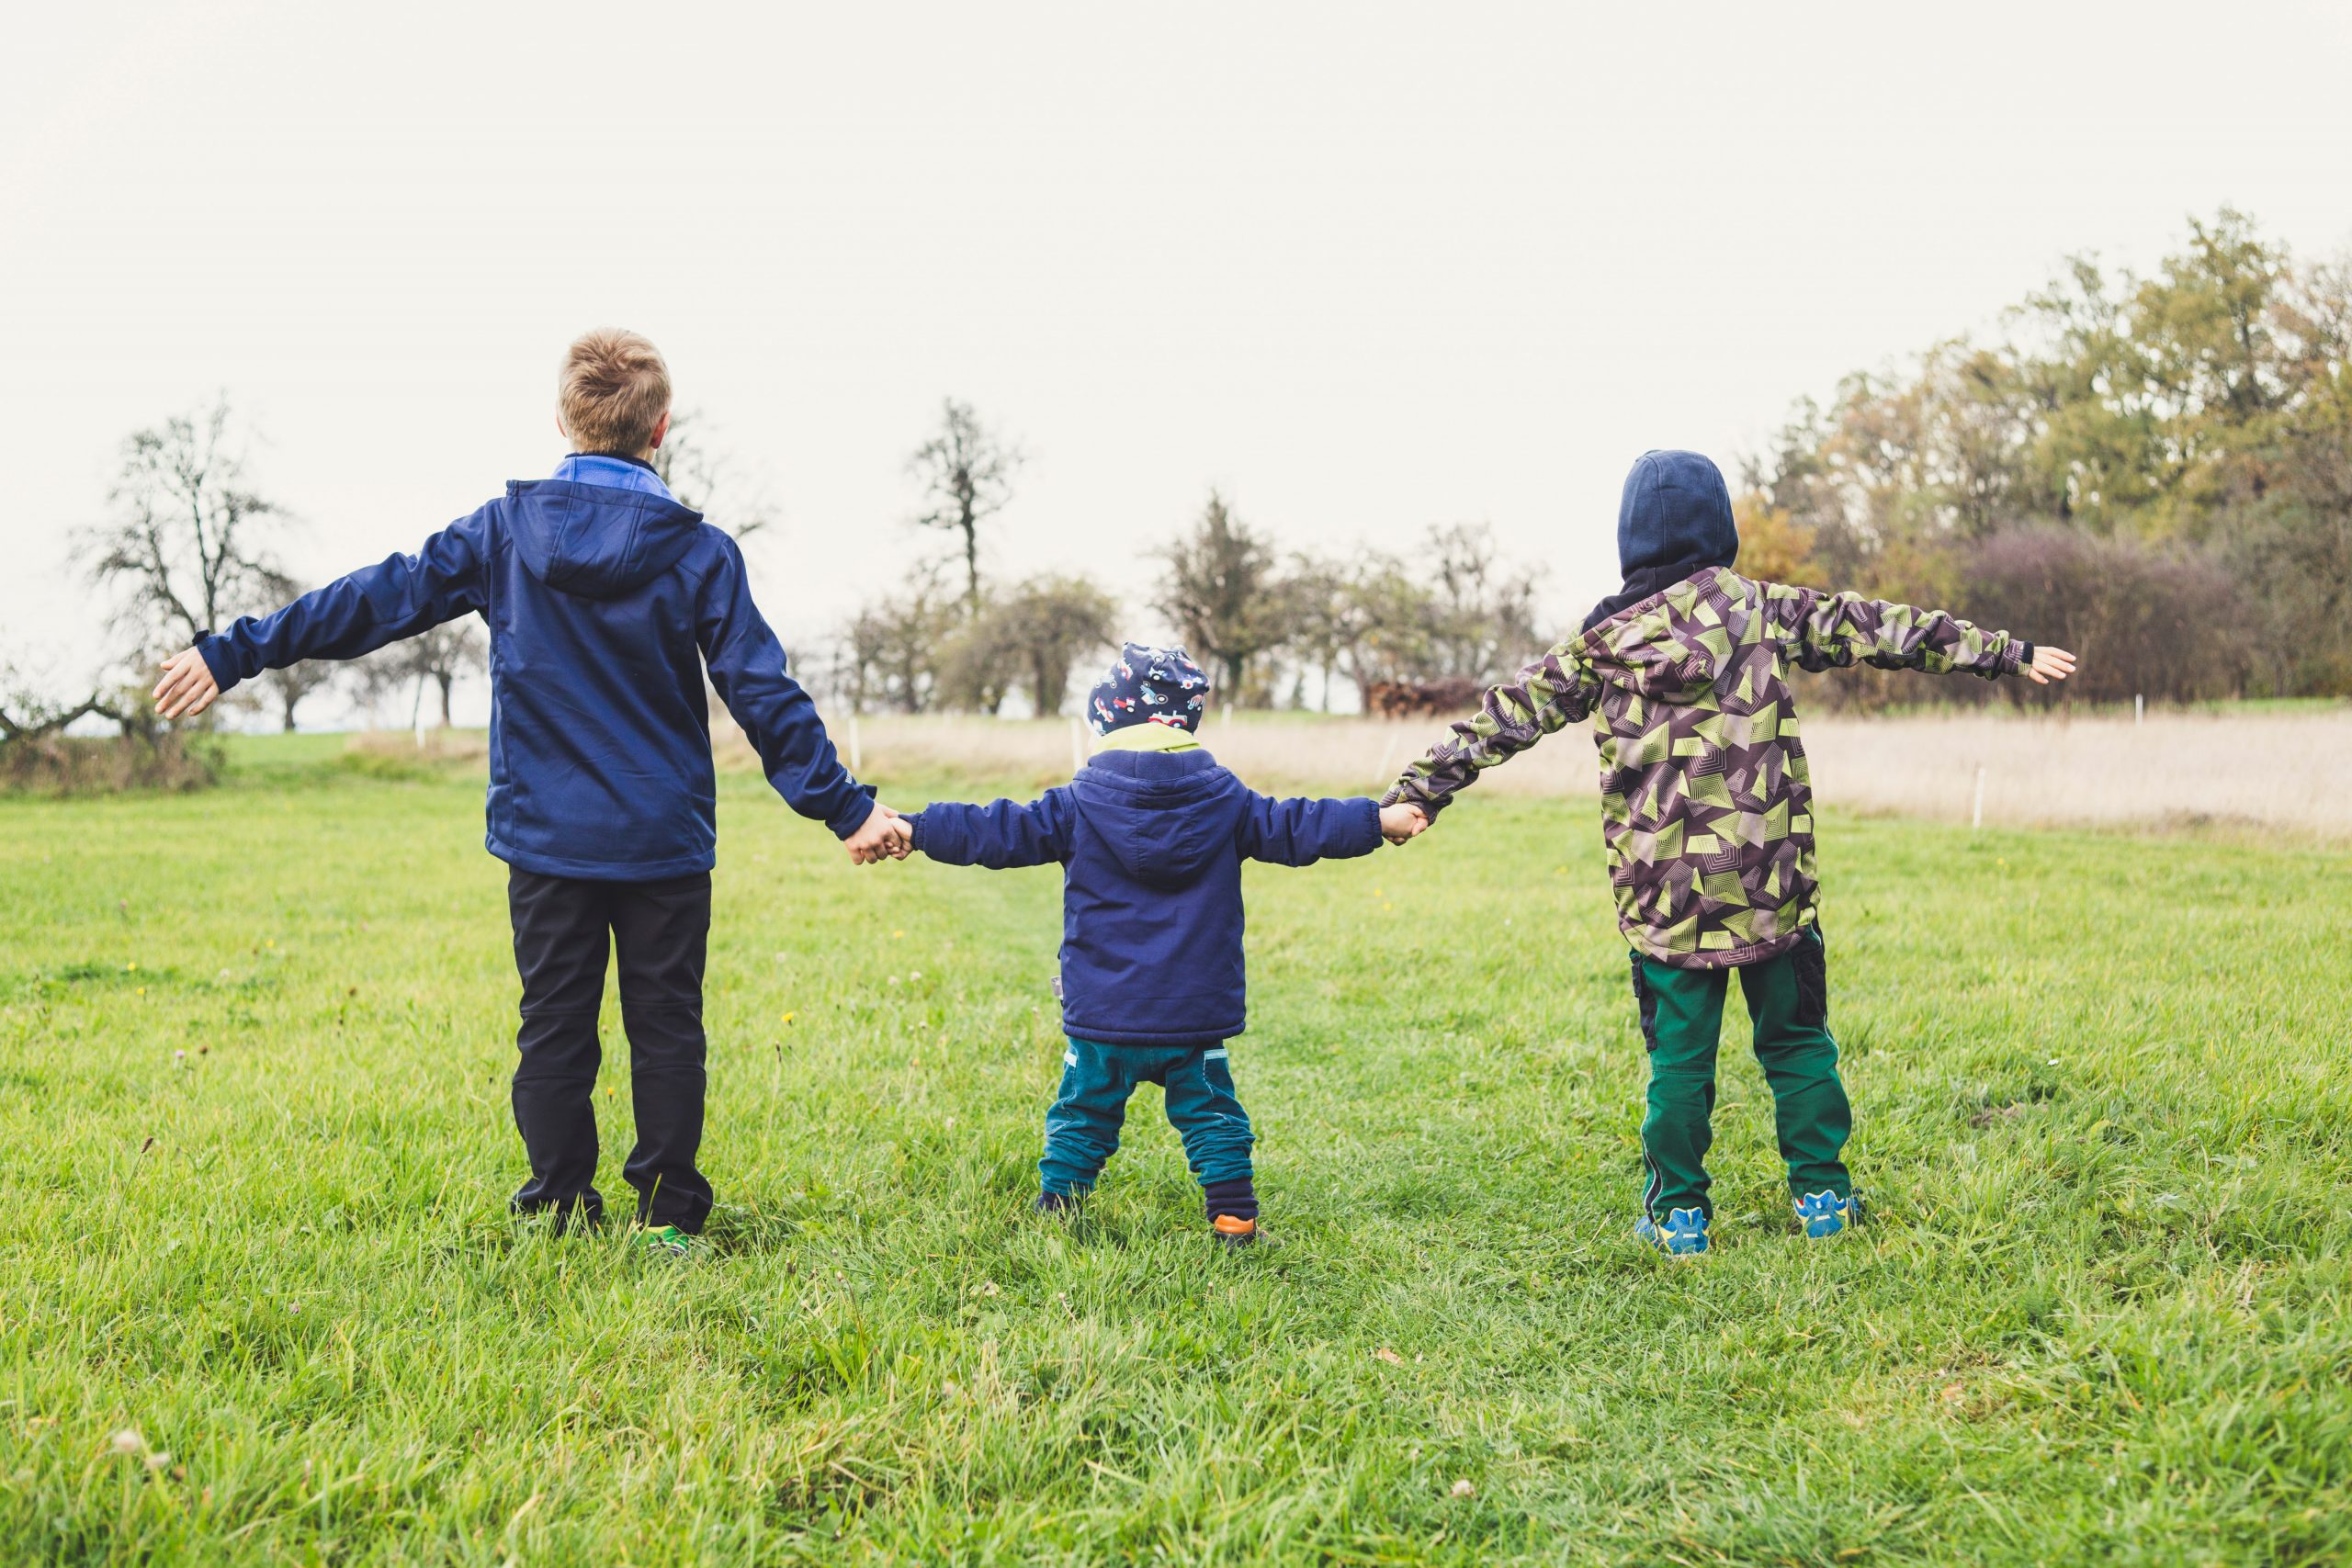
[
  {"x1": 1742, "y1": 209, "x2": 2351, "y2": 705},
  {"x1": 13, "y1": 205, "x2": 2344, "y2": 781},
  {"x1": 833, "y1": 404, "x2": 1547, "y2": 716}
]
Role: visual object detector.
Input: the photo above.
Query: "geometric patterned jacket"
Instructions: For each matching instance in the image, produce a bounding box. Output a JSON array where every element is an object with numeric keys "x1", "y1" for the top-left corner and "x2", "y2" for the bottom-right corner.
[{"x1": 1382, "y1": 568, "x2": 2030, "y2": 970}]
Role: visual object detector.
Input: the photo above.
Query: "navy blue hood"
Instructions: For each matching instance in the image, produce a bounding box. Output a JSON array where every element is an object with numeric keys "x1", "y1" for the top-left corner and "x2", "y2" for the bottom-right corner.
[
  {"x1": 1617, "y1": 450, "x2": 1737, "y2": 579},
  {"x1": 906, "y1": 746, "x2": 1381, "y2": 1048},
  {"x1": 505, "y1": 479, "x2": 705, "y2": 601},
  {"x1": 1069, "y1": 750, "x2": 1249, "y2": 888}
]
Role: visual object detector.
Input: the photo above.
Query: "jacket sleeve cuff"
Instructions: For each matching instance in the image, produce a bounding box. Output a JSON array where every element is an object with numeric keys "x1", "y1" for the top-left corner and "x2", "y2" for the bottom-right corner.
[
  {"x1": 2014, "y1": 640, "x2": 2034, "y2": 671},
  {"x1": 1351, "y1": 796, "x2": 1383, "y2": 854},
  {"x1": 195, "y1": 635, "x2": 243, "y2": 694},
  {"x1": 906, "y1": 812, "x2": 929, "y2": 853},
  {"x1": 825, "y1": 785, "x2": 879, "y2": 840}
]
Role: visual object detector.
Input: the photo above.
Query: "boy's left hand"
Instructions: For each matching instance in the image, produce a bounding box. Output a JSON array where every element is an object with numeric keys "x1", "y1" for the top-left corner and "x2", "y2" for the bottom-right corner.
[
  {"x1": 1379, "y1": 803, "x2": 1430, "y2": 845},
  {"x1": 153, "y1": 649, "x2": 220, "y2": 720},
  {"x1": 845, "y1": 805, "x2": 913, "y2": 865},
  {"x1": 2025, "y1": 646, "x2": 2076, "y2": 686}
]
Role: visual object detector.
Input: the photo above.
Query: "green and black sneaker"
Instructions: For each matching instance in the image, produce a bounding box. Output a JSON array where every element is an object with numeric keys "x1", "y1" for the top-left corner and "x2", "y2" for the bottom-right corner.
[{"x1": 636, "y1": 1224, "x2": 698, "y2": 1258}]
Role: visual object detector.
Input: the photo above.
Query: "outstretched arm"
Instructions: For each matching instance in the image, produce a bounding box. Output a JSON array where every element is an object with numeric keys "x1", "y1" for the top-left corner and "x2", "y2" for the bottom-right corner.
[
  {"x1": 1764, "y1": 582, "x2": 2033, "y2": 680},
  {"x1": 155, "y1": 508, "x2": 492, "y2": 718},
  {"x1": 1237, "y1": 793, "x2": 1382, "y2": 866},
  {"x1": 906, "y1": 791, "x2": 1075, "y2": 869},
  {"x1": 696, "y1": 533, "x2": 877, "y2": 840},
  {"x1": 1379, "y1": 637, "x2": 1602, "y2": 819}
]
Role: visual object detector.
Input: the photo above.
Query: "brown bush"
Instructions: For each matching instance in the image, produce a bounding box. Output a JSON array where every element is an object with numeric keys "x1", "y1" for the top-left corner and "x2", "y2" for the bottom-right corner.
[{"x1": 0, "y1": 728, "x2": 220, "y2": 795}]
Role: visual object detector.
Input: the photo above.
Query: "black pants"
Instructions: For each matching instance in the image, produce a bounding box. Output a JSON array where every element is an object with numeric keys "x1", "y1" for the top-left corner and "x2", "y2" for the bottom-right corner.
[{"x1": 507, "y1": 867, "x2": 713, "y2": 1233}]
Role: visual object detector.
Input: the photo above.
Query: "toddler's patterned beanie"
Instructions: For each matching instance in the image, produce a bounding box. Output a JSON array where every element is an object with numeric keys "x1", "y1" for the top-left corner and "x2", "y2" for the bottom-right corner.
[{"x1": 1087, "y1": 642, "x2": 1210, "y2": 736}]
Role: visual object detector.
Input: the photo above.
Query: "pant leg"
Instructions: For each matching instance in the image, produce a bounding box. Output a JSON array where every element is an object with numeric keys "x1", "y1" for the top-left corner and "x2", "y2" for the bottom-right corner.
[
  {"x1": 508, "y1": 868, "x2": 612, "y2": 1229},
  {"x1": 609, "y1": 873, "x2": 715, "y2": 1233},
  {"x1": 1739, "y1": 927, "x2": 1851, "y2": 1202},
  {"x1": 1634, "y1": 949, "x2": 1729, "y2": 1222},
  {"x1": 1160, "y1": 1045, "x2": 1256, "y2": 1212},
  {"x1": 1040, "y1": 1038, "x2": 1136, "y2": 1198}
]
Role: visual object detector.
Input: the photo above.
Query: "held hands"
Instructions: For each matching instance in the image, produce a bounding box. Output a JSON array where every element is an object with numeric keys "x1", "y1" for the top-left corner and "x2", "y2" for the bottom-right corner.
[
  {"x1": 2025, "y1": 646, "x2": 2077, "y2": 686},
  {"x1": 153, "y1": 649, "x2": 221, "y2": 720},
  {"x1": 1379, "y1": 803, "x2": 1430, "y2": 846},
  {"x1": 844, "y1": 804, "x2": 914, "y2": 865}
]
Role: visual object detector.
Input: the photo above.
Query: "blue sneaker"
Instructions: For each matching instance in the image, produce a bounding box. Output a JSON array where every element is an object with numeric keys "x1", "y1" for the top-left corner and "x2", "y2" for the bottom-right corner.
[
  {"x1": 1634, "y1": 1206, "x2": 1709, "y2": 1256},
  {"x1": 1794, "y1": 1190, "x2": 1857, "y2": 1237}
]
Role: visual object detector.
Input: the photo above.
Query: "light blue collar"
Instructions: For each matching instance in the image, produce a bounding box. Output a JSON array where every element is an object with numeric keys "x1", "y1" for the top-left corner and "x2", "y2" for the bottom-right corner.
[{"x1": 550, "y1": 454, "x2": 675, "y2": 500}]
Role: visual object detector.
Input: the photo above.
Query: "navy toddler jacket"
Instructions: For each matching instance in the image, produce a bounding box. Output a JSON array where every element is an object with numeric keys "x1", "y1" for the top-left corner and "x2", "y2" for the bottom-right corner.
[
  {"x1": 197, "y1": 474, "x2": 873, "y2": 880},
  {"x1": 906, "y1": 748, "x2": 1380, "y2": 1047}
]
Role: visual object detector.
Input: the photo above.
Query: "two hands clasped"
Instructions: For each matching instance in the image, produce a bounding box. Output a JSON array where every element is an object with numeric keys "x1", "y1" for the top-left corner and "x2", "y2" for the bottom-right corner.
[{"x1": 844, "y1": 800, "x2": 1431, "y2": 866}]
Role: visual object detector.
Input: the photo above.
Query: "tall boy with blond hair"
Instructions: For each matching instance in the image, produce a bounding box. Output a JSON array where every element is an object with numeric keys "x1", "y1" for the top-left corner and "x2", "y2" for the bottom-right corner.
[
  {"x1": 153, "y1": 329, "x2": 907, "y2": 1251},
  {"x1": 1384, "y1": 450, "x2": 2075, "y2": 1255}
]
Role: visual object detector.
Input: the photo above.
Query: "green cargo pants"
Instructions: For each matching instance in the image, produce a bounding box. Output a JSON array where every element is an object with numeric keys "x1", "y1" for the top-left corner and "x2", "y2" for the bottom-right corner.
[{"x1": 1632, "y1": 927, "x2": 1851, "y2": 1222}]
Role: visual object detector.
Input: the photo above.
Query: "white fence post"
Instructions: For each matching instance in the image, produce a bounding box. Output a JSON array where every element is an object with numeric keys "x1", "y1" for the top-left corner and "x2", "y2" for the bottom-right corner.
[
  {"x1": 1971, "y1": 764, "x2": 1986, "y2": 832},
  {"x1": 2134, "y1": 694, "x2": 2144, "y2": 727}
]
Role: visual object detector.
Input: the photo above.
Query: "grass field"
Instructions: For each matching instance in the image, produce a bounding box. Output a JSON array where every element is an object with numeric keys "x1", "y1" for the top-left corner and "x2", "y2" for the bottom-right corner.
[{"x1": 5, "y1": 731, "x2": 2350, "y2": 1565}]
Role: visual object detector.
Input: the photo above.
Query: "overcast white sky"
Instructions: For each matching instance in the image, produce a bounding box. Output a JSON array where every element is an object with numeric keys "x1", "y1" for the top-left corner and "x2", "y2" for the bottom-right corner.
[{"x1": 5, "y1": 1, "x2": 2349, "y2": 722}]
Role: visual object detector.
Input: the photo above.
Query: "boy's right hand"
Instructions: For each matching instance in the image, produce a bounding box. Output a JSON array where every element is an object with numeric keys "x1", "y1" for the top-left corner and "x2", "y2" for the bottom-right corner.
[
  {"x1": 153, "y1": 649, "x2": 220, "y2": 719},
  {"x1": 1379, "y1": 803, "x2": 1430, "y2": 845},
  {"x1": 844, "y1": 805, "x2": 914, "y2": 865},
  {"x1": 2025, "y1": 646, "x2": 2077, "y2": 686}
]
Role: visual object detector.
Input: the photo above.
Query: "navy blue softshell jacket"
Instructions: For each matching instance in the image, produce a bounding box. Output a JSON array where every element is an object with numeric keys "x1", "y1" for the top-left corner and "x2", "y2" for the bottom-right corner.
[
  {"x1": 906, "y1": 748, "x2": 1381, "y2": 1047},
  {"x1": 196, "y1": 481, "x2": 873, "y2": 880}
]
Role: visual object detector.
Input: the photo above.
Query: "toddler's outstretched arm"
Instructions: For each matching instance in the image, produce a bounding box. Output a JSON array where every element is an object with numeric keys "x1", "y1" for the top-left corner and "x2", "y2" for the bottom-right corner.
[
  {"x1": 905, "y1": 791, "x2": 1076, "y2": 869},
  {"x1": 1379, "y1": 637, "x2": 1602, "y2": 821},
  {"x1": 1237, "y1": 793, "x2": 1382, "y2": 866}
]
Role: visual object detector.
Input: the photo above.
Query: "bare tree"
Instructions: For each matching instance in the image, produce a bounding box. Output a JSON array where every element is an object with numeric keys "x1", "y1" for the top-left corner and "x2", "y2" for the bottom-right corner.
[
  {"x1": 80, "y1": 397, "x2": 288, "y2": 657},
  {"x1": 1419, "y1": 523, "x2": 1546, "y2": 683},
  {"x1": 908, "y1": 399, "x2": 1023, "y2": 609},
  {"x1": 650, "y1": 408, "x2": 774, "y2": 538},
  {"x1": 356, "y1": 621, "x2": 486, "y2": 728},
  {"x1": 0, "y1": 663, "x2": 127, "y2": 744}
]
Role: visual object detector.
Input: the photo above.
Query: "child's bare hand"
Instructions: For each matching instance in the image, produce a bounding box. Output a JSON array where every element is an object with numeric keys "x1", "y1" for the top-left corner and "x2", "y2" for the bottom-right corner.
[
  {"x1": 845, "y1": 805, "x2": 913, "y2": 865},
  {"x1": 1379, "y1": 803, "x2": 1430, "y2": 845},
  {"x1": 153, "y1": 649, "x2": 220, "y2": 720},
  {"x1": 2026, "y1": 646, "x2": 2076, "y2": 686}
]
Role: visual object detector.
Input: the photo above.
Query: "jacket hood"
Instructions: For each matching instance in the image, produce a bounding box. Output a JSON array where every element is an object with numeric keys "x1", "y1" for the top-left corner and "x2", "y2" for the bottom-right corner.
[
  {"x1": 1069, "y1": 748, "x2": 1249, "y2": 889},
  {"x1": 504, "y1": 480, "x2": 706, "y2": 600},
  {"x1": 1617, "y1": 450, "x2": 1737, "y2": 579}
]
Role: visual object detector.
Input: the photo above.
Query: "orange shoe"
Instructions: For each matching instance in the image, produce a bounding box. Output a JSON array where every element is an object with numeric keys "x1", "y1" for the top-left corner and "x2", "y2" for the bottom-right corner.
[{"x1": 1211, "y1": 1213, "x2": 1258, "y2": 1247}]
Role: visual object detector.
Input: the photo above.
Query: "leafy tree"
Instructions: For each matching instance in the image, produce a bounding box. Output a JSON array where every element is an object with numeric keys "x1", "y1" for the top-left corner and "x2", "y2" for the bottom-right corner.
[
  {"x1": 842, "y1": 565, "x2": 963, "y2": 714},
  {"x1": 1002, "y1": 575, "x2": 1119, "y2": 716},
  {"x1": 1744, "y1": 209, "x2": 2352, "y2": 697},
  {"x1": 1152, "y1": 491, "x2": 1285, "y2": 705}
]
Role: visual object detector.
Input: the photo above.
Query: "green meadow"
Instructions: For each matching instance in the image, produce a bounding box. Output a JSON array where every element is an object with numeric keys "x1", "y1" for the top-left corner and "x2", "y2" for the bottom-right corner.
[{"x1": 3, "y1": 733, "x2": 2347, "y2": 1565}]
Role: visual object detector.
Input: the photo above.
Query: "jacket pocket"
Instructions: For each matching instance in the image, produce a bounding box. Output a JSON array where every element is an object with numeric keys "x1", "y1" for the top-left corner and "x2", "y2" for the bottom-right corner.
[
  {"x1": 1631, "y1": 950, "x2": 1662, "y2": 1054},
  {"x1": 1792, "y1": 931, "x2": 1828, "y2": 1032}
]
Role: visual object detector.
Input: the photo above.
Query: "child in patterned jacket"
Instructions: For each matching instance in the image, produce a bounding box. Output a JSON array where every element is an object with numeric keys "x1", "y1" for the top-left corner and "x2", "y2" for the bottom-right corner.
[
  {"x1": 897, "y1": 643, "x2": 1426, "y2": 1244},
  {"x1": 1383, "y1": 450, "x2": 2075, "y2": 1255}
]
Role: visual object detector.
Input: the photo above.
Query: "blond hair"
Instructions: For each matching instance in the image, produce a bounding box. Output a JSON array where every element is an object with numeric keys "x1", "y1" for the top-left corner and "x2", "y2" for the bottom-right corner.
[{"x1": 557, "y1": 328, "x2": 671, "y2": 455}]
